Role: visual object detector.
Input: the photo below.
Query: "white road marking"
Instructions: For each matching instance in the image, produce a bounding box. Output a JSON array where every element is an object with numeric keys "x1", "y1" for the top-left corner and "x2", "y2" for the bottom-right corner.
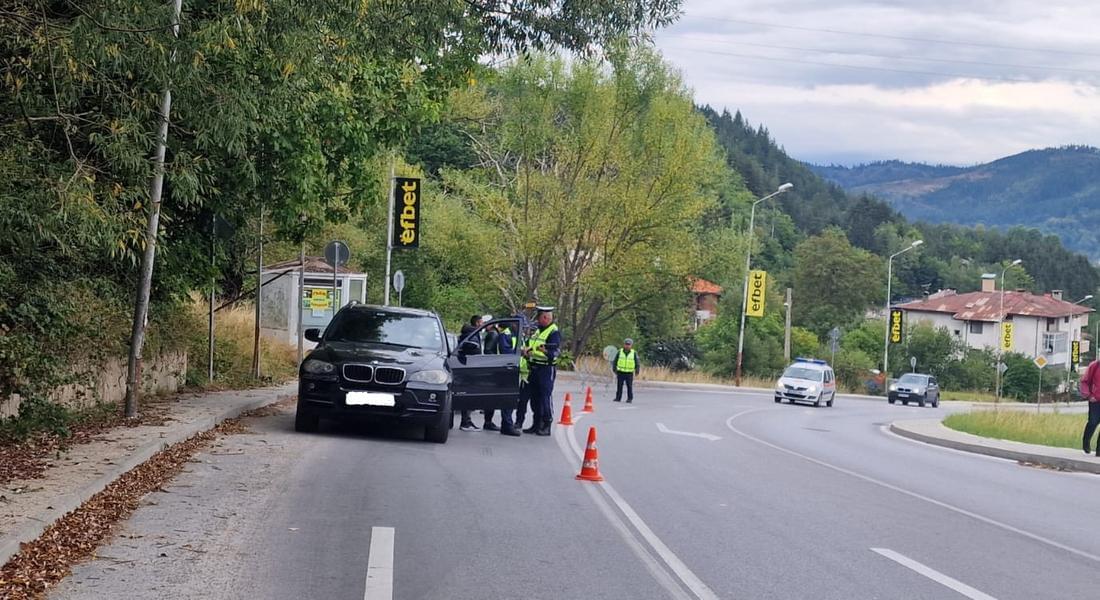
[
  {"x1": 656, "y1": 423, "x2": 722, "y2": 442},
  {"x1": 672, "y1": 404, "x2": 696, "y2": 408},
  {"x1": 556, "y1": 415, "x2": 719, "y2": 600},
  {"x1": 726, "y1": 408, "x2": 1100, "y2": 563},
  {"x1": 871, "y1": 548, "x2": 998, "y2": 600},
  {"x1": 618, "y1": 406, "x2": 640, "y2": 411},
  {"x1": 364, "y1": 526, "x2": 394, "y2": 600}
]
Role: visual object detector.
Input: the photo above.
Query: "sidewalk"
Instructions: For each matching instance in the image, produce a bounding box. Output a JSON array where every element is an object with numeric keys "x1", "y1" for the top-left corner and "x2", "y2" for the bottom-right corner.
[
  {"x1": 890, "y1": 418, "x2": 1100, "y2": 474},
  {"x1": 0, "y1": 383, "x2": 296, "y2": 566}
]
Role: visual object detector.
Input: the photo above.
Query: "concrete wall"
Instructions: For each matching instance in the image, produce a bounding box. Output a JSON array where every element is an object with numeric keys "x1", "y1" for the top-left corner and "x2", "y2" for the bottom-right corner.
[{"x1": 0, "y1": 351, "x2": 187, "y2": 419}]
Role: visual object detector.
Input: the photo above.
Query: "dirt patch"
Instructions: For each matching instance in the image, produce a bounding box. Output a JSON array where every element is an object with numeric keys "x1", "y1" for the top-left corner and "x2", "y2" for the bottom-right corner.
[{"x1": 0, "y1": 415, "x2": 246, "y2": 599}]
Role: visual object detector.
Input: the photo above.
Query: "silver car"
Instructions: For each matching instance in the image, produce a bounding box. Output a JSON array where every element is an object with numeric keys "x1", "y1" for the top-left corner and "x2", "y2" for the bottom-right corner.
[{"x1": 774, "y1": 358, "x2": 837, "y2": 407}]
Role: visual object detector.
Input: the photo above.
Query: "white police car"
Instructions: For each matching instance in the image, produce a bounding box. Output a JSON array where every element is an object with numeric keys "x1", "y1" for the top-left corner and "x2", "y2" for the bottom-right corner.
[{"x1": 774, "y1": 358, "x2": 837, "y2": 407}]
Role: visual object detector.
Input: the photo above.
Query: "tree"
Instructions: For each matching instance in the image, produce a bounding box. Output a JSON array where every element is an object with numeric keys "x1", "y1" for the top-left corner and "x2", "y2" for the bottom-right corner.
[
  {"x1": 448, "y1": 47, "x2": 729, "y2": 353},
  {"x1": 792, "y1": 228, "x2": 883, "y2": 336}
]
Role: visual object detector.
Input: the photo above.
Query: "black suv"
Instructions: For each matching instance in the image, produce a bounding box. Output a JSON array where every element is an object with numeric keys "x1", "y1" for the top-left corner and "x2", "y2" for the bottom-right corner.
[{"x1": 295, "y1": 304, "x2": 522, "y2": 443}]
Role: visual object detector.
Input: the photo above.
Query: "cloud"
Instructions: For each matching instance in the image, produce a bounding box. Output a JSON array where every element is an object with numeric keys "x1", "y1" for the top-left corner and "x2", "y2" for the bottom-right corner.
[{"x1": 653, "y1": 0, "x2": 1100, "y2": 164}]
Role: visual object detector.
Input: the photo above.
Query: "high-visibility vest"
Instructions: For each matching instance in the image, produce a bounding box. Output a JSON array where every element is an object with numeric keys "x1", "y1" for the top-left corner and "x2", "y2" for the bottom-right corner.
[
  {"x1": 527, "y1": 323, "x2": 559, "y2": 366},
  {"x1": 616, "y1": 349, "x2": 637, "y2": 373}
]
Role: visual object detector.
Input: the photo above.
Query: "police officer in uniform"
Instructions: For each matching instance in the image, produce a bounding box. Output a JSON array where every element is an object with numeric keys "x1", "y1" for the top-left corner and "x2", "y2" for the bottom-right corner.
[
  {"x1": 522, "y1": 307, "x2": 561, "y2": 436},
  {"x1": 612, "y1": 338, "x2": 640, "y2": 403}
]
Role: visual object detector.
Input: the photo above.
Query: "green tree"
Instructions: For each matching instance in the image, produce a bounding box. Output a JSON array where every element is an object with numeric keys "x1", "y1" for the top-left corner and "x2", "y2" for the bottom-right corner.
[{"x1": 792, "y1": 228, "x2": 883, "y2": 336}]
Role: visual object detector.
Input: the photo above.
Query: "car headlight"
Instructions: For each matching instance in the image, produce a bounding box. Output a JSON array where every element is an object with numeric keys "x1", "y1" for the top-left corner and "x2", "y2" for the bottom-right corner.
[
  {"x1": 807, "y1": 385, "x2": 818, "y2": 394},
  {"x1": 302, "y1": 359, "x2": 335, "y2": 375},
  {"x1": 775, "y1": 381, "x2": 785, "y2": 391},
  {"x1": 407, "y1": 369, "x2": 450, "y2": 385},
  {"x1": 889, "y1": 384, "x2": 898, "y2": 392}
]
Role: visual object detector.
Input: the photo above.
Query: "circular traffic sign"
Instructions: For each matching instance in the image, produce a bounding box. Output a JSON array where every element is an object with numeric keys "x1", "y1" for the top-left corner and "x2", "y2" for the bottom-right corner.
[
  {"x1": 393, "y1": 270, "x2": 405, "y2": 293},
  {"x1": 323, "y1": 240, "x2": 350, "y2": 267}
]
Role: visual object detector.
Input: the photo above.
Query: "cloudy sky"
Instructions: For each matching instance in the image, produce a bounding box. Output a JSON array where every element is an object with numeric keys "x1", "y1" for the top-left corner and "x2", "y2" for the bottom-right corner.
[{"x1": 652, "y1": 0, "x2": 1100, "y2": 166}]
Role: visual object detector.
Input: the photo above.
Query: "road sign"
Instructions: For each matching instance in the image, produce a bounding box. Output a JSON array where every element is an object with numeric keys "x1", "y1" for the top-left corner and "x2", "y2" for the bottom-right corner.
[
  {"x1": 996, "y1": 362, "x2": 1008, "y2": 374},
  {"x1": 910, "y1": 356, "x2": 917, "y2": 370},
  {"x1": 323, "y1": 240, "x2": 350, "y2": 267},
  {"x1": 392, "y1": 270, "x2": 405, "y2": 293},
  {"x1": 1033, "y1": 355, "x2": 1048, "y2": 369}
]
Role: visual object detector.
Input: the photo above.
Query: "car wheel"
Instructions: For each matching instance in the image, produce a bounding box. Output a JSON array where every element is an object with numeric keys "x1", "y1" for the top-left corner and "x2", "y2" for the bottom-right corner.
[
  {"x1": 933, "y1": 397, "x2": 940, "y2": 408},
  {"x1": 888, "y1": 397, "x2": 895, "y2": 404},
  {"x1": 774, "y1": 396, "x2": 781, "y2": 403},
  {"x1": 426, "y1": 400, "x2": 452, "y2": 444},
  {"x1": 902, "y1": 400, "x2": 908, "y2": 406},
  {"x1": 918, "y1": 396, "x2": 926, "y2": 408},
  {"x1": 813, "y1": 399, "x2": 821, "y2": 407},
  {"x1": 294, "y1": 402, "x2": 319, "y2": 433},
  {"x1": 826, "y1": 394, "x2": 834, "y2": 408}
]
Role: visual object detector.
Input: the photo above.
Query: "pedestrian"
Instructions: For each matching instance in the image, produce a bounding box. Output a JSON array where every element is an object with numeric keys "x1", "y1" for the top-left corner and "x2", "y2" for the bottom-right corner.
[
  {"x1": 612, "y1": 338, "x2": 640, "y2": 403},
  {"x1": 1080, "y1": 358, "x2": 1100, "y2": 456},
  {"x1": 522, "y1": 307, "x2": 561, "y2": 436},
  {"x1": 458, "y1": 314, "x2": 484, "y2": 432}
]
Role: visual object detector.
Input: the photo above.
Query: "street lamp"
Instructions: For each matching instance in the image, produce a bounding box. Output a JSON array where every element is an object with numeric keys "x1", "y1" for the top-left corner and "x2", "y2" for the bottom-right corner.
[
  {"x1": 735, "y1": 182, "x2": 793, "y2": 386},
  {"x1": 995, "y1": 259, "x2": 1023, "y2": 402},
  {"x1": 882, "y1": 240, "x2": 923, "y2": 380},
  {"x1": 1074, "y1": 295, "x2": 1093, "y2": 304}
]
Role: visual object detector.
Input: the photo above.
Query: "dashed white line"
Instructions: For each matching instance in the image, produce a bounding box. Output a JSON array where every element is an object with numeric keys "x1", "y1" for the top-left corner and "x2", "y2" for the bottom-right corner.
[
  {"x1": 364, "y1": 526, "x2": 395, "y2": 600},
  {"x1": 871, "y1": 548, "x2": 998, "y2": 600}
]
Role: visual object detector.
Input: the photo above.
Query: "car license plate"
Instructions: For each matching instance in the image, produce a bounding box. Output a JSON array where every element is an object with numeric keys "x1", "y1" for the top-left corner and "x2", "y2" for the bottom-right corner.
[
  {"x1": 897, "y1": 393, "x2": 909, "y2": 398},
  {"x1": 346, "y1": 392, "x2": 396, "y2": 407}
]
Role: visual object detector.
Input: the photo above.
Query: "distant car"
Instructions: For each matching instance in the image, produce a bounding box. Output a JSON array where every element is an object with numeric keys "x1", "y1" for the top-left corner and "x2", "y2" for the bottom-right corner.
[
  {"x1": 888, "y1": 373, "x2": 940, "y2": 407},
  {"x1": 294, "y1": 304, "x2": 522, "y2": 443},
  {"x1": 774, "y1": 358, "x2": 837, "y2": 407}
]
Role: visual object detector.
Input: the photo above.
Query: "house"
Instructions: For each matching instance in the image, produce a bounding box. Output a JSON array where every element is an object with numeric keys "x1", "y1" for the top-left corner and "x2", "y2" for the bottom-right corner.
[
  {"x1": 259, "y1": 257, "x2": 368, "y2": 347},
  {"x1": 692, "y1": 278, "x2": 723, "y2": 329},
  {"x1": 896, "y1": 275, "x2": 1092, "y2": 369}
]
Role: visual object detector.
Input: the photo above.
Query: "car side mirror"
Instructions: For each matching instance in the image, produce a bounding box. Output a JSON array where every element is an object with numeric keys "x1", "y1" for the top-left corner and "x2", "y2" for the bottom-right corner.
[{"x1": 304, "y1": 328, "x2": 322, "y2": 343}]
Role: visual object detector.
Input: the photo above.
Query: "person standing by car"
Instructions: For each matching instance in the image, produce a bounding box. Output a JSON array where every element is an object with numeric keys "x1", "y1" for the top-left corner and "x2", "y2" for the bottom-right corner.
[
  {"x1": 1080, "y1": 358, "x2": 1100, "y2": 456},
  {"x1": 611, "y1": 338, "x2": 640, "y2": 403},
  {"x1": 458, "y1": 315, "x2": 484, "y2": 432},
  {"x1": 523, "y1": 307, "x2": 561, "y2": 436}
]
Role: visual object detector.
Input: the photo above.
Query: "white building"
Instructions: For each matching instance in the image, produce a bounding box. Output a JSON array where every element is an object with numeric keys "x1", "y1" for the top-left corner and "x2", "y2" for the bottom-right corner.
[
  {"x1": 896, "y1": 276, "x2": 1092, "y2": 369},
  {"x1": 259, "y1": 257, "x2": 368, "y2": 347}
]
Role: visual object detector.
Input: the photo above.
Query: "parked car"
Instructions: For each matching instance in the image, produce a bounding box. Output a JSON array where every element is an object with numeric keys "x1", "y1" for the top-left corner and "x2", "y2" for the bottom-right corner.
[
  {"x1": 888, "y1": 373, "x2": 940, "y2": 407},
  {"x1": 774, "y1": 358, "x2": 837, "y2": 407},
  {"x1": 295, "y1": 304, "x2": 521, "y2": 443}
]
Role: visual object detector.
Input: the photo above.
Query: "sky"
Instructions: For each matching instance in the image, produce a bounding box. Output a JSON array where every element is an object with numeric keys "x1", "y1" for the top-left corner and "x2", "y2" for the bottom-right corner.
[{"x1": 651, "y1": 0, "x2": 1100, "y2": 166}]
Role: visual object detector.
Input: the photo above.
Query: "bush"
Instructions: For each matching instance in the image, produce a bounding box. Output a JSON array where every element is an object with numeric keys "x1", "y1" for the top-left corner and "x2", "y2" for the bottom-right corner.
[
  {"x1": 183, "y1": 299, "x2": 298, "y2": 389},
  {"x1": 646, "y1": 337, "x2": 700, "y2": 371}
]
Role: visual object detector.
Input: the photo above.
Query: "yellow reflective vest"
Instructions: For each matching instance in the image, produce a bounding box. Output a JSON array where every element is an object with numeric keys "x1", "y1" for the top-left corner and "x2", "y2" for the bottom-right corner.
[
  {"x1": 615, "y1": 349, "x2": 637, "y2": 373},
  {"x1": 527, "y1": 323, "x2": 559, "y2": 366}
]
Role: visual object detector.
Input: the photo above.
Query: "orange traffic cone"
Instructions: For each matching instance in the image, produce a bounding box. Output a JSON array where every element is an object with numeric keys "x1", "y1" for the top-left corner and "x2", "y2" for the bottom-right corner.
[
  {"x1": 558, "y1": 392, "x2": 574, "y2": 425},
  {"x1": 575, "y1": 426, "x2": 604, "y2": 482},
  {"x1": 582, "y1": 387, "x2": 594, "y2": 413}
]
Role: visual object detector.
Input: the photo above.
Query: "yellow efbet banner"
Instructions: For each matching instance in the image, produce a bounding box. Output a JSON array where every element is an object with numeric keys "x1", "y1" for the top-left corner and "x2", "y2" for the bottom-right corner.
[
  {"x1": 1001, "y1": 321, "x2": 1014, "y2": 351},
  {"x1": 747, "y1": 270, "x2": 767, "y2": 318}
]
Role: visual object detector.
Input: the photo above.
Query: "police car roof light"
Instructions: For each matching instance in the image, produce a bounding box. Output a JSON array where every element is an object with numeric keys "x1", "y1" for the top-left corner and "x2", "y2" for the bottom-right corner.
[{"x1": 795, "y1": 357, "x2": 827, "y2": 365}]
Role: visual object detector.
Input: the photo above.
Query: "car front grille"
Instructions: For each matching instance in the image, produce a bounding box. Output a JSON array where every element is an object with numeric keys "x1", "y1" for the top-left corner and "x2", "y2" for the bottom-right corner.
[
  {"x1": 343, "y1": 364, "x2": 374, "y2": 383},
  {"x1": 374, "y1": 367, "x2": 406, "y2": 385}
]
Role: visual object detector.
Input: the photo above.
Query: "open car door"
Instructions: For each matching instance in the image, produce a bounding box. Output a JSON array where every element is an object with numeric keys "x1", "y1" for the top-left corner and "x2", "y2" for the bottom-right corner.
[{"x1": 447, "y1": 318, "x2": 522, "y2": 412}]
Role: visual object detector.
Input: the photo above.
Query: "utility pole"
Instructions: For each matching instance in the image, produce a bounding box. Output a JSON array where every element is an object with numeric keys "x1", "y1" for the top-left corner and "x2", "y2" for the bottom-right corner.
[
  {"x1": 383, "y1": 159, "x2": 395, "y2": 306},
  {"x1": 207, "y1": 213, "x2": 216, "y2": 383},
  {"x1": 783, "y1": 288, "x2": 792, "y2": 362},
  {"x1": 297, "y1": 241, "x2": 305, "y2": 365},
  {"x1": 252, "y1": 203, "x2": 263, "y2": 379},
  {"x1": 124, "y1": 0, "x2": 184, "y2": 419}
]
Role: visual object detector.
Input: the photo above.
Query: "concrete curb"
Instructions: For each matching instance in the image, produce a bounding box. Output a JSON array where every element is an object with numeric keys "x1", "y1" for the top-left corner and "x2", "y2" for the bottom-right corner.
[
  {"x1": 557, "y1": 371, "x2": 885, "y2": 401},
  {"x1": 0, "y1": 384, "x2": 295, "y2": 566},
  {"x1": 889, "y1": 419, "x2": 1100, "y2": 475}
]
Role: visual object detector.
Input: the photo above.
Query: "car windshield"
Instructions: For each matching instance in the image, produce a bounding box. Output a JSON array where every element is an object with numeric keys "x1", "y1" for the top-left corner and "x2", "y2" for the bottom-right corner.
[
  {"x1": 898, "y1": 374, "x2": 926, "y2": 385},
  {"x1": 325, "y1": 310, "x2": 444, "y2": 351},
  {"x1": 783, "y1": 366, "x2": 823, "y2": 381}
]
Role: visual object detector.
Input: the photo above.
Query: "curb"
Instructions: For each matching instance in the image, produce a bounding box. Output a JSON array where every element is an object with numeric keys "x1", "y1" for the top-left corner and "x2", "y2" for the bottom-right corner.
[
  {"x1": 557, "y1": 371, "x2": 885, "y2": 401},
  {"x1": 0, "y1": 384, "x2": 295, "y2": 566},
  {"x1": 889, "y1": 420, "x2": 1100, "y2": 475}
]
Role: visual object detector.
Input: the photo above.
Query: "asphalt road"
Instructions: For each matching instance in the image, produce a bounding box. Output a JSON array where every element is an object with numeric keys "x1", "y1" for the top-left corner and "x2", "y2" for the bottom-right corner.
[{"x1": 51, "y1": 381, "x2": 1100, "y2": 600}]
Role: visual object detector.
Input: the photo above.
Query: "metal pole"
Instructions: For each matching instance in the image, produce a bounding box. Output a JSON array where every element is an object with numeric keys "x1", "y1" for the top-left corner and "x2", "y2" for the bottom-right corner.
[
  {"x1": 1037, "y1": 366, "x2": 1043, "y2": 412},
  {"x1": 252, "y1": 203, "x2": 263, "y2": 379},
  {"x1": 333, "y1": 252, "x2": 338, "y2": 314},
  {"x1": 123, "y1": 0, "x2": 183, "y2": 419},
  {"x1": 783, "y1": 288, "x2": 792, "y2": 362},
  {"x1": 883, "y1": 255, "x2": 893, "y2": 379},
  {"x1": 297, "y1": 242, "x2": 305, "y2": 364},
  {"x1": 383, "y1": 160, "x2": 395, "y2": 306},
  {"x1": 996, "y1": 268, "x2": 1007, "y2": 402},
  {"x1": 735, "y1": 201, "x2": 758, "y2": 387},
  {"x1": 207, "y1": 213, "x2": 215, "y2": 383}
]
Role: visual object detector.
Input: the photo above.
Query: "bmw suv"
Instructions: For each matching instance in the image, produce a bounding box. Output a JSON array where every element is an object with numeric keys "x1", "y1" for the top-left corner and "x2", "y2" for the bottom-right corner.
[{"x1": 295, "y1": 304, "x2": 521, "y2": 443}]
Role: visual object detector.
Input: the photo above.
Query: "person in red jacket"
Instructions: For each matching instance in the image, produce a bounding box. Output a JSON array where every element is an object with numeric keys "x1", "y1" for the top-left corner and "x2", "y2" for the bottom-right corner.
[{"x1": 1080, "y1": 359, "x2": 1100, "y2": 455}]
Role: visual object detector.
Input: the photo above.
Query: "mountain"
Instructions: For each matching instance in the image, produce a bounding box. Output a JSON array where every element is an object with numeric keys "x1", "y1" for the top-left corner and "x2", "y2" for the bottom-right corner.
[{"x1": 809, "y1": 147, "x2": 1100, "y2": 260}]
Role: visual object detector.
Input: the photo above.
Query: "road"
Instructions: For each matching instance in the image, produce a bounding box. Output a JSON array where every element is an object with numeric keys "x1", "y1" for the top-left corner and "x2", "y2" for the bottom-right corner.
[{"x1": 51, "y1": 381, "x2": 1100, "y2": 599}]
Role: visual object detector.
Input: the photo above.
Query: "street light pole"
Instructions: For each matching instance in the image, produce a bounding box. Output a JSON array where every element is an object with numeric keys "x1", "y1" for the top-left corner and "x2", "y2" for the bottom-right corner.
[
  {"x1": 736, "y1": 183, "x2": 793, "y2": 386},
  {"x1": 995, "y1": 259, "x2": 1023, "y2": 402},
  {"x1": 882, "y1": 240, "x2": 923, "y2": 381}
]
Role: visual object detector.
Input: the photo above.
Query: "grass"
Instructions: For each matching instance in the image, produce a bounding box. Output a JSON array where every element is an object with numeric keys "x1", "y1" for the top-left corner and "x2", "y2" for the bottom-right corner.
[
  {"x1": 943, "y1": 410, "x2": 1085, "y2": 450},
  {"x1": 570, "y1": 355, "x2": 775, "y2": 388},
  {"x1": 183, "y1": 298, "x2": 299, "y2": 390},
  {"x1": 940, "y1": 390, "x2": 1000, "y2": 403}
]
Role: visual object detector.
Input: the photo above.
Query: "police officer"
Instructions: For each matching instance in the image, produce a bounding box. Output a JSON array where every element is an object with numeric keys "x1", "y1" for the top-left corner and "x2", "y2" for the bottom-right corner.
[
  {"x1": 513, "y1": 315, "x2": 534, "y2": 433},
  {"x1": 522, "y1": 307, "x2": 561, "y2": 436},
  {"x1": 612, "y1": 338, "x2": 640, "y2": 403}
]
